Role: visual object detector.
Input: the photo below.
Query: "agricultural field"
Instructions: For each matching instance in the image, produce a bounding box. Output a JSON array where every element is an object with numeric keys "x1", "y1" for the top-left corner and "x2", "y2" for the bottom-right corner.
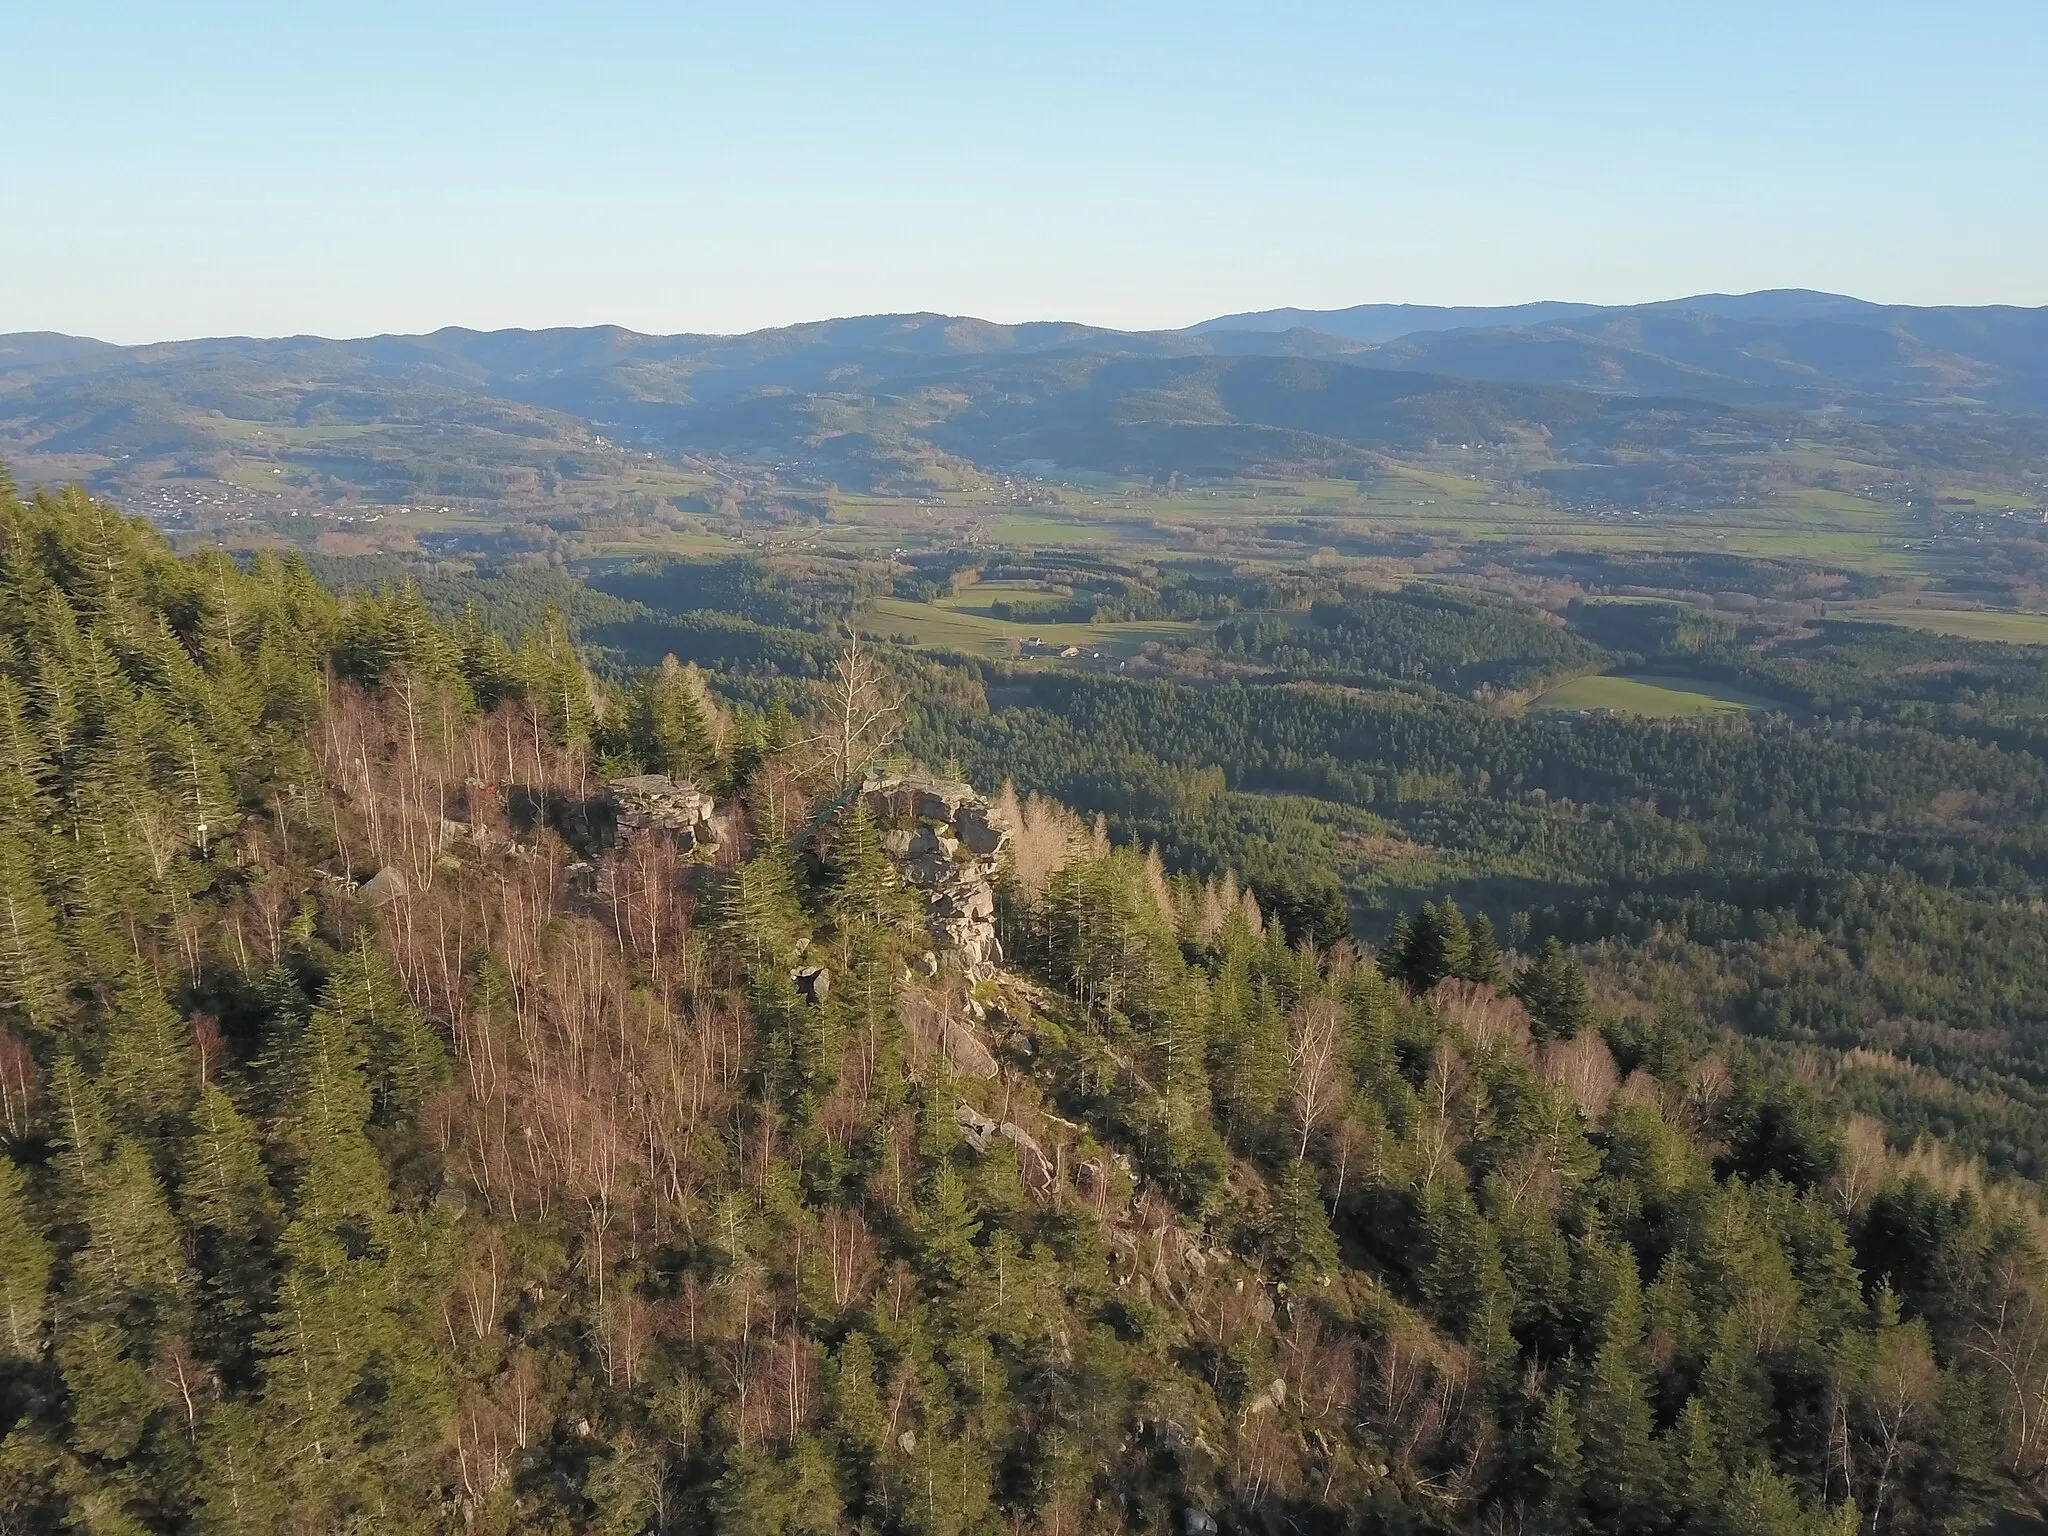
[
  {"x1": 1530, "y1": 672, "x2": 1773, "y2": 717},
  {"x1": 861, "y1": 594, "x2": 1201, "y2": 659},
  {"x1": 1845, "y1": 604, "x2": 2048, "y2": 644}
]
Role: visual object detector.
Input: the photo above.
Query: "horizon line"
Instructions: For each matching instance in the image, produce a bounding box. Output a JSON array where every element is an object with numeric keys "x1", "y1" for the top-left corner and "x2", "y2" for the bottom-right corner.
[{"x1": 13, "y1": 285, "x2": 2048, "y2": 351}]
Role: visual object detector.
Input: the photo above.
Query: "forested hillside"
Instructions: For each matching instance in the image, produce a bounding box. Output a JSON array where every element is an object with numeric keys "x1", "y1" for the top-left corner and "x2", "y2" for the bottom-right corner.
[{"x1": 5, "y1": 470, "x2": 2048, "y2": 1536}]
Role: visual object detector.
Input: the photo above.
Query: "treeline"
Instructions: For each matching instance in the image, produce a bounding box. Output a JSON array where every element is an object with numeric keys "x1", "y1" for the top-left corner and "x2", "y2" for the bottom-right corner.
[
  {"x1": 590, "y1": 553, "x2": 890, "y2": 635},
  {"x1": 1563, "y1": 597, "x2": 1740, "y2": 663},
  {"x1": 1217, "y1": 585, "x2": 1607, "y2": 695},
  {"x1": 303, "y1": 554, "x2": 652, "y2": 642},
  {"x1": 1700, "y1": 620, "x2": 2048, "y2": 719}
]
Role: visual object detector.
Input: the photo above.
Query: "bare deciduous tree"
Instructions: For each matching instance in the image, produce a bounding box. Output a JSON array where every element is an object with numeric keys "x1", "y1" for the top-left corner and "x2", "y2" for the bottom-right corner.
[
  {"x1": 1287, "y1": 996, "x2": 1345, "y2": 1158},
  {"x1": 822, "y1": 629, "x2": 902, "y2": 788}
]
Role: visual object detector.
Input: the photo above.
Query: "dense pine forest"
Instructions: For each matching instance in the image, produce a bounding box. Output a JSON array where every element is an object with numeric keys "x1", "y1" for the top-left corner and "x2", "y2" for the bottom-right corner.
[{"x1": 7, "y1": 472, "x2": 2048, "y2": 1536}]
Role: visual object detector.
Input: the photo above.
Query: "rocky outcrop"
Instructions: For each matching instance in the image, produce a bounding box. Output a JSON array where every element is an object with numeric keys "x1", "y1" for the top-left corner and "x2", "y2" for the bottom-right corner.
[
  {"x1": 953, "y1": 1100, "x2": 998, "y2": 1145},
  {"x1": 996, "y1": 1120, "x2": 1052, "y2": 1187},
  {"x1": 605, "y1": 774, "x2": 720, "y2": 855},
  {"x1": 600, "y1": 767, "x2": 1007, "y2": 967},
  {"x1": 953, "y1": 1100, "x2": 1054, "y2": 1187},
  {"x1": 356, "y1": 867, "x2": 407, "y2": 907},
  {"x1": 941, "y1": 1019, "x2": 999, "y2": 1078},
  {"x1": 857, "y1": 772, "x2": 1007, "y2": 972}
]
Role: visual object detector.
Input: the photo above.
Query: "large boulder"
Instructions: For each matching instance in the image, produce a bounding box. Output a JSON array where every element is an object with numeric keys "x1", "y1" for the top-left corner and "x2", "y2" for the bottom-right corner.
[
  {"x1": 357, "y1": 866, "x2": 407, "y2": 907},
  {"x1": 941, "y1": 1020, "x2": 1000, "y2": 1078},
  {"x1": 929, "y1": 880, "x2": 995, "y2": 922},
  {"x1": 998, "y1": 1121, "x2": 1052, "y2": 1185},
  {"x1": 954, "y1": 1099, "x2": 998, "y2": 1150},
  {"x1": 907, "y1": 825, "x2": 959, "y2": 860},
  {"x1": 606, "y1": 774, "x2": 718, "y2": 852}
]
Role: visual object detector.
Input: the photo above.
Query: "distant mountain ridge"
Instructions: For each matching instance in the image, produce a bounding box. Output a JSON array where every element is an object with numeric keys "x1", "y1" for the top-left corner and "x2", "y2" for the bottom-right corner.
[
  {"x1": 1184, "y1": 290, "x2": 2048, "y2": 410},
  {"x1": 1189, "y1": 289, "x2": 1894, "y2": 341},
  {"x1": 1189, "y1": 298, "x2": 1609, "y2": 341},
  {"x1": 2, "y1": 288, "x2": 2043, "y2": 516}
]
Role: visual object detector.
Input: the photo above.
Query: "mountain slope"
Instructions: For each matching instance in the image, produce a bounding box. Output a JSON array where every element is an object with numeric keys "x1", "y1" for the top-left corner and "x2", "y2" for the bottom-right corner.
[
  {"x1": 1363, "y1": 304, "x2": 2048, "y2": 409},
  {"x1": 0, "y1": 475, "x2": 2033, "y2": 1535}
]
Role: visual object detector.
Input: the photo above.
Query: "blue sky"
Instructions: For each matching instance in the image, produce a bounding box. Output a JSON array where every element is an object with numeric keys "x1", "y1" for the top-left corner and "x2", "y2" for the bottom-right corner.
[{"x1": 6, "y1": 1, "x2": 2045, "y2": 341}]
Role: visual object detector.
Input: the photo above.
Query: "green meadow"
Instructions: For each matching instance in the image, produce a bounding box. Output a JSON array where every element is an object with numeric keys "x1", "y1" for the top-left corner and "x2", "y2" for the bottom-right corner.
[
  {"x1": 862, "y1": 594, "x2": 1200, "y2": 658},
  {"x1": 1532, "y1": 673, "x2": 1773, "y2": 717},
  {"x1": 1849, "y1": 604, "x2": 2048, "y2": 644}
]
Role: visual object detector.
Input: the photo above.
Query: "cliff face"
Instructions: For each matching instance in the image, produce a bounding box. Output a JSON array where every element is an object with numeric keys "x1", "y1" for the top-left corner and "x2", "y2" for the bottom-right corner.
[{"x1": 859, "y1": 771, "x2": 1007, "y2": 973}]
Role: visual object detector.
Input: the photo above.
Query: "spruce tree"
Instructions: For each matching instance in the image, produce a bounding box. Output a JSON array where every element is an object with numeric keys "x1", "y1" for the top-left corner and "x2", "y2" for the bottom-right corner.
[
  {"x1": 718, "y1": 852, "x2": 808, "y2": 969},
  {"x1": 0, "y1": 827, "x2": 64, "y2": 1035},
  {"x1": 829, "y1": 802, "x2": 919, "y2": 936},
  {"x1": 631, "y1": 654, "x2": 720, "y2": 782},
  {"x1": 74, "y1": 1136, "x2": 193, "y2": 1335},
  {"x1": 1527, "y1": 1388, "x2": 1585, "y2": 1536},
  {"x1": 1382, "y1": 899, "x2": 1472, "y2": 993},
  {"x1": 1516, "y1": 938, "x2": 1593, "y2": 1042},
  {"x1": 1669, "y1": 1397, "x2": 1723, "y2": 1516},
  {"x1": 320, "y1": 945, "x2": 447, "y2": 1124},
  {"x1": 56, "y1": 1320, "x2": 157, "y2": 1461},
  {"x1": 915, "y1": 1166, "x2": 982, "y2": 1291},
  {"x1": 1464, "y1": 911, "x2": 1509, "y2": 988},
  {"x1": 517, "y1": 609, "x2": 596, "y2": 748},
  {"x1": 180, "y1": 1086, "x2": 276, "y2": 1239},
  {"x1": 0, "y1": 674, "x2": 53, "y2": 830},
  {"x1": 179, "y1": 1084, "x2": 278, "y2": 1363},
  {"x1": 256, "y1": 972, "x2": 413, "y2": 1525},
  {"x1": 1271, "y1": 1158, "x2": 1339, "y2": 1282},
  {"x1": 1418, "y1": 1177, "x2": 1512, "y2": 1342},
  {"x1": 1576, "y1": 1258, "x2": 1668, "y2": 1534},
  {"x1": 192, "y1": 1401, "x2": 286, "y2": 1534},
  {"x1": 276, "y1": 974, "x2": 392, "y2": 1232},
  {"x1": 1424, "y1": 900, "x2": 1473, "y2": 989},
  {"x1": 0, "y1": 1154, "x2": 51, "y2": 1359},
  {"x1": 99, "y1": 966, "x2": 195, "y2": 1144}
]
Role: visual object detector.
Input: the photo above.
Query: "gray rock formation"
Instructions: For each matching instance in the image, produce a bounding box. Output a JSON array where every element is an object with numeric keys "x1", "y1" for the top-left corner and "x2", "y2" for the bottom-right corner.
[
  {"x1": 953, "y1": 1101, "x2": 1053, "y2": 1187},
  {"x1": 953, "y1": 1099, "x2": 998, "y2": 1150},
  {"x1": 857, "y1": 772, "x2": 1007, "y2": 971},
  {"x1": 941, "y1": 1019, "x2": 1000, "y2": 1078},
  {"x1": 606, "y1": 774, "x2": 720, "y2": 855},
  {"x1": 356, "y1": 867, "x2": 407, "y2": 907}
]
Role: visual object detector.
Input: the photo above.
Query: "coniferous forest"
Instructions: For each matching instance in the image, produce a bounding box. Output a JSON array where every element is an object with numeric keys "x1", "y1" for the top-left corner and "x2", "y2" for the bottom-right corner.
[{"x1": 8, "y1": 469, "x2": 2048, "y2": 1536}]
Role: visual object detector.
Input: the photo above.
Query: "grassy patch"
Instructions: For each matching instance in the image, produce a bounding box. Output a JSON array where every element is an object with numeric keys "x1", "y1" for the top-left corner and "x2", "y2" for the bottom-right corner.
[
  {"x1": 862, "y1": 596, "x2": 1198, "y2": 658},
  {"x1": 1532, "y1": 673, "x2": 1772, "y2": 717},
  {"x1": 985, "y1": 514, "x2": 1120, "y2": 545},
  {"x1": 1850, "y1": 605, "x2": 2048, "y2": 645}
]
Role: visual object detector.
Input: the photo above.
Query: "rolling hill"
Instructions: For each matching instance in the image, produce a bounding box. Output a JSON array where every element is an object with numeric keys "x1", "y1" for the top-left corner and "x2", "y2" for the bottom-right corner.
[
  {"x1": 1192, "y1": 291, "x2": 2048, "y2": 411},
  {"x1": 1, "y1": 291, "x2": 2043, "y2": 519}
]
